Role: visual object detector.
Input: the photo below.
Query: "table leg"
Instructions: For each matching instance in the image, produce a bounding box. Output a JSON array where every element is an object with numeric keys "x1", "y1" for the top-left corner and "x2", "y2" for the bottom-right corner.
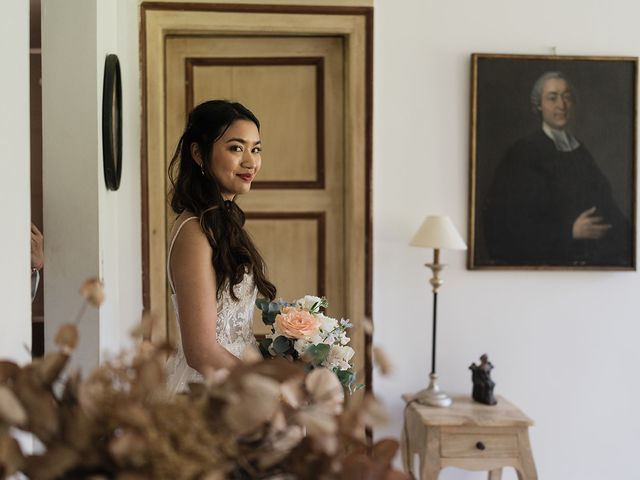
[
  {"x1": 419, "y1": 427, "x2": 441, "y2": 480},
  {"x1": 400, "y1": 416, "x2": 412, "y2": 474},
  {"x1": 516, "y1": 429, "x2": 538, "y2": 480},
  {"x1": 488, "y1": 468, "x2": 503, "y2": 480}
]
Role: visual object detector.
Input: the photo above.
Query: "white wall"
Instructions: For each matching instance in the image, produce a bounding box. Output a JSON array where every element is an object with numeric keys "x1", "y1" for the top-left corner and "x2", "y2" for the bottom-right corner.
[
  {"x1": 0, "y1": 1, "x2": 31, "y2": 363},
  {"x1": 42, "y1": 0, "x2": 101, "y2": 375},
  {"x1": 42, "y1": 0, "x2": 142, "y2": 374},
  {"x1": 373, "y1": 1, "x2": 640, "y2": 479},
  {"x1": 16, "y1": 0, "x2": 640, "y2": 477}
]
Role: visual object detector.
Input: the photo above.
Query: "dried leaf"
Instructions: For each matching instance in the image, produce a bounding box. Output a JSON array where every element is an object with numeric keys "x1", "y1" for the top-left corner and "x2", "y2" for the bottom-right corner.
[
  {"x1": 112, "y1": 402, "x2": 152, "y2": 430},
  {"x1": 54, "y1": 324, "x2": 79, "y2": 352},
  {"x1": 135, "y1": 357, "x2": 164, "y2": 394},
  {"x1": 0, "y1": 386, "x2": 26, "y2": 427},
  {"x1": 340, "y1": 453, "x2": 385, "y2": 480},
  {"x1": 359, "y1": 395, "x2": 389, "y2": 428},
  {"x1": 0, "y1": 361, "x2": 19, "y2": 383},
  {"x1": 13, "y1": 371, "x2": 59, "y2": 441},
  {"x1": 224, "y1": 374, "x2": 281, "y2": 434},
  {"x1": 296, "y1": 405, "x2": 338, "y2": 455},
  {"x1": 115, "y1": 473, "x2": 150, "y2": 480},
  {"x1": 36, "y1": 352, "x2": 70, "y2": 385},
  {"x1": 130, "y1": 311, "x2": 154, "y2": 339},
  {"x1": 258, "y1": 425, "x2": 305, "y2": 469},
  {"x1": 80, "y1": 277, "x2": 105, "y2": 307},
  {"x1": 23, "y1": 445, "x2": 80, "y2": 480},
  {"x1": 371, "y1": 439, "x2": 399, "y2": 466},
  {"x1": 241, "y1": 343, "x2": 263, "y2": 364},
  {"x1": 0, "y1": 433, "x2": 25, "y2": 476},
  {"x1": 201, "y1": 471, "x2": 226, "y2": 480},
  {"x1": 109, "y1": 430, "x2": 148, "y2": 467},
  {"x1": 362, "y1": 317, "x2": 374, "y2": 335},
  {"x1": 61, "y1": 405, "x2": 94, "y2": 451},
  {"x1": 280, "y1": 378, "x2": 304, "y2": 409},
  {"x1": 305, "y1": 368, "x2": 344, "y2": 413},
  {"x1": 372, "y1": 347, "x2": 393, "y2": 376}
]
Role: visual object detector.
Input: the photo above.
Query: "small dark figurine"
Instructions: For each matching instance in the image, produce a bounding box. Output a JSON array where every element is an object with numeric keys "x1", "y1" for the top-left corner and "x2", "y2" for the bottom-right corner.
[{"x1": 469, "y1": 354, "x2": 497, "y2": 405}]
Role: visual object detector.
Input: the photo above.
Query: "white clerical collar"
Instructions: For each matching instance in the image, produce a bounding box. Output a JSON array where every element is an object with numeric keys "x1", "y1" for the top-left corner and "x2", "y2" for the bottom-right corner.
[{"x1": 542, "y1": 122, "x2": 580, "y2": 152}]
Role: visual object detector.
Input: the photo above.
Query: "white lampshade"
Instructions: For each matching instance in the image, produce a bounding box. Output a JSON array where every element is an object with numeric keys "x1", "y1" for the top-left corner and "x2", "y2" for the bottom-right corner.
[{"x1": 410, "y1": 215, "x2": 467, "y2": 250}]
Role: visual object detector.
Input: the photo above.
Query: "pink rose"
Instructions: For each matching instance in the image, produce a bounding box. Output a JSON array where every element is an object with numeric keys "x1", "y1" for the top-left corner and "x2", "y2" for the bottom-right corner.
[{"x1": 275, "y1": 307, "x2": 320, "y2": 340}]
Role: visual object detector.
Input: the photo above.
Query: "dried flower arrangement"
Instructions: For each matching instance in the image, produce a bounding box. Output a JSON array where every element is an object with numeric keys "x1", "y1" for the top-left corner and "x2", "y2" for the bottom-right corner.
[{"x1": 0, "y1": 279, "x2": 408, "y2": 480}]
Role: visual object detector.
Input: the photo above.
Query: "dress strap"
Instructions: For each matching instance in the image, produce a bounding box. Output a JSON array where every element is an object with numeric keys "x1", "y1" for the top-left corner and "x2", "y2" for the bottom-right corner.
[{"x1": 167, "y1": 216, "x2": 198, "y2": 295}]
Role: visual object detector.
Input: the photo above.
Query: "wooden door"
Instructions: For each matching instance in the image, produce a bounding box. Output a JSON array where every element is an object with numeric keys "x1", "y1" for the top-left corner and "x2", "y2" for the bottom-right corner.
[
  {"x1": 143, "y1": 5, "x2": 372, "y2": 396},
  {"x1": 165, "y1": 36, "x2": 350, "y2": 341}
]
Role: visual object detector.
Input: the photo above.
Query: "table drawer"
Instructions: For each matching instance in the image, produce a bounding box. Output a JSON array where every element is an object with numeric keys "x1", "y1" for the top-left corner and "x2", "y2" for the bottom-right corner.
[{"x1": 440, "y1": 433, "x2": 518, "y2": 458}]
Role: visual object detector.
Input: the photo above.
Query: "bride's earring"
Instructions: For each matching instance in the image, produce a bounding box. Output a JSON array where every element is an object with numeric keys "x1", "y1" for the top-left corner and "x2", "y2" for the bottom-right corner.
[{"x1": 200, "y1": 164, "x2": 205, "y2": 176}]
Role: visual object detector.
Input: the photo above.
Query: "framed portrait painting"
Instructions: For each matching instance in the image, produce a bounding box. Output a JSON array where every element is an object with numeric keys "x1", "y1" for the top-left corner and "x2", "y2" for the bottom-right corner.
[{"x1": 468, "y1": 53, "x2": 637, "y2": 270}]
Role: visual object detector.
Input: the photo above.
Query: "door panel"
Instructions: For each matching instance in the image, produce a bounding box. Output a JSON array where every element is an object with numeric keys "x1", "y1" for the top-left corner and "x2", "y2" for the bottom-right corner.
[
  {"x1": 190, "y1": 61, "x2": 319, "y2": 185},
  {"x1": 165, "y1": 35, "x2": 348, "y2": 345}
]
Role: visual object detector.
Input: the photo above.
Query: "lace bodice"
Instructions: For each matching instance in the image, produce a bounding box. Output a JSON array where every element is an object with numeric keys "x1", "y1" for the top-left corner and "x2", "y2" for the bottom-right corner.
[
  {"x1": 165, "y1": 216, "x2": 258, "y2": 393},
  {"x1": 201, "y1": 272, "x2": 257, "y2": 358}
]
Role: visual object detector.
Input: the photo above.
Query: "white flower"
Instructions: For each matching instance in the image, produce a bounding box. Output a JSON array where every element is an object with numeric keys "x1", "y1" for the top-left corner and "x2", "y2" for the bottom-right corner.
[
  {"x1": 323, "y1": 345, "x2": 355, "y2": 371},
  {"x1": 340, "y1": 334, "x2": 350, "y2": 346},
  {"x1": 293, "y1": 338, "x2": 310, "y2": 355},
  {"x1": 317, "y1": 313, "x2": 338, "y2": 333},
  {"x1": 296, "y1": 295, "x2": 322, "y2": 311},
  {"x1": 295, "y1": 295, "x2": 329, "y2": 313}
]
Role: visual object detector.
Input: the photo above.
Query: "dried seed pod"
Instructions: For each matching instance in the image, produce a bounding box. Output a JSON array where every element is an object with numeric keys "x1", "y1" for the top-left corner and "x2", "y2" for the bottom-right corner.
[
  {"x1": 372, "y1": 346, "x2": 393, "y2": 376},
  {"x1": 79, "y1": 277, "x2": 105, "y2": 307},
  {"x1": 54, "y1": 324, "x2": 79, "y2": 352}
]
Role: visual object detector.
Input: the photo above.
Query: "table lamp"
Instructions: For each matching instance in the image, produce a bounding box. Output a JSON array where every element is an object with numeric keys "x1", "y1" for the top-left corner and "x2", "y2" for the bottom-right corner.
[{"x1": 410, "y1": 215, "x2": 467, "y2": 407}]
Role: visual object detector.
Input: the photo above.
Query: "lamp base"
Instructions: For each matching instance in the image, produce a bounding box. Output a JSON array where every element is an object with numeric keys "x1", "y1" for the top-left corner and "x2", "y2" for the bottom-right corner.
[{"x1": 415, "y1": 373, "x2": 452, "y2": 407}]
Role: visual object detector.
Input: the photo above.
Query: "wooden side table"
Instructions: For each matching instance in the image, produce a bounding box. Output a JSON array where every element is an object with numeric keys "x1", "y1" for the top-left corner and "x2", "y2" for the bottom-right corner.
[{"x1": 401, "y1": 395, "x2": 537, "y2": 480}]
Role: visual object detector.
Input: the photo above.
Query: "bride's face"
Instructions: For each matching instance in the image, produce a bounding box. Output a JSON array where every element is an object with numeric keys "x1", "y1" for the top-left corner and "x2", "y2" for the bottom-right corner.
[{"x1": 210, "y1": 119, "x2": 262, "y2": 200}]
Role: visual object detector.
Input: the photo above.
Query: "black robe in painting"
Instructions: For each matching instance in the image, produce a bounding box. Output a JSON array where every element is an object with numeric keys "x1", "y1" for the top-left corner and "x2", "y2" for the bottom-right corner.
[{"x1": 482, "y1": 129, "x2": 631, "y2": 267}]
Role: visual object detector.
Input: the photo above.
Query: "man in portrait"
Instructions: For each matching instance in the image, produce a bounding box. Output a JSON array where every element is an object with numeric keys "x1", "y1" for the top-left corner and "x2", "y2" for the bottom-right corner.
[{"x1": 482, "y1": 71, "x2": 632, "y2": 266}]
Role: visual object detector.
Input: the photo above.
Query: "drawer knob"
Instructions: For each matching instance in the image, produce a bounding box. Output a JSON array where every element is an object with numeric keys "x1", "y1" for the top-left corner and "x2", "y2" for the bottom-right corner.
[{"x1": 476, "y1": 441, "x2": 486, "y2": 450}]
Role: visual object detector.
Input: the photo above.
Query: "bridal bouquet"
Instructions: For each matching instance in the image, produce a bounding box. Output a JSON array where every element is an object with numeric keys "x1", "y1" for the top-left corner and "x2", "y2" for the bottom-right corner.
[{"x1": 255, "y1": 295, "x2": 358, "y2": 391}]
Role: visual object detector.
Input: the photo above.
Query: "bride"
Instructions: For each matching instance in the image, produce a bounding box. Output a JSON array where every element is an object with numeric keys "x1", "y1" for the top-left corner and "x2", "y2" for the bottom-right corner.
[{"x1": 165, "y1": 100, "x2": 276, "y2": 393}]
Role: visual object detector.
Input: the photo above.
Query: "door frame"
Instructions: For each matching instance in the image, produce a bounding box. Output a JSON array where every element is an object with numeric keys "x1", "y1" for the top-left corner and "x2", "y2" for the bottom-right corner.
[{"x1": 140, "y1": 2, "x2": 373, "y2": 390}]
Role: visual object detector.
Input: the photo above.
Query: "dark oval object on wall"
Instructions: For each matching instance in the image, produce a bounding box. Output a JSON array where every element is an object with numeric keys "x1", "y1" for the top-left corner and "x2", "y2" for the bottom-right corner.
[{"x1": 102, "y1": 53, "x2": 122, "y2": 191}]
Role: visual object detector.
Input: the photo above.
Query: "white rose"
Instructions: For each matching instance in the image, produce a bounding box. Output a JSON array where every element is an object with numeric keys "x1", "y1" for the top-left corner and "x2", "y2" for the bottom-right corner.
[{"x1": 317, "y1": 313, "x2": 338, "y2": 333}]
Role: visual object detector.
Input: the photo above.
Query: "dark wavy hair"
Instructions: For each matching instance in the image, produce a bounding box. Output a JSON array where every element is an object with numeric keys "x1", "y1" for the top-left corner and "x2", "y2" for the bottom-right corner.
[{"x1": 168, "y1": 100, "x2": 276, "y2": 301}]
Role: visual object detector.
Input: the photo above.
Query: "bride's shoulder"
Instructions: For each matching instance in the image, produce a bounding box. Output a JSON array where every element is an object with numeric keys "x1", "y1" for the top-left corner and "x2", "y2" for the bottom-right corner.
[{"x1": 171, "y1": 213, "x2": 209, "y2": 251}]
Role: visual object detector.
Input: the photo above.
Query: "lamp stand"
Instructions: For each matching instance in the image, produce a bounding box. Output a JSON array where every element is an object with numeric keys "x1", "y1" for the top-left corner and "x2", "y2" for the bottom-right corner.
[{"x1": 415, "y1": 248, "x2": 452, "y2": 407}]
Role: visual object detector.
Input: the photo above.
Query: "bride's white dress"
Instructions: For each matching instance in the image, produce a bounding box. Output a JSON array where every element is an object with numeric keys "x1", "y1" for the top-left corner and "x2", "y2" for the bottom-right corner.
[{"x1": 165, "y1": 216, "x2": 258, "y2": 393}]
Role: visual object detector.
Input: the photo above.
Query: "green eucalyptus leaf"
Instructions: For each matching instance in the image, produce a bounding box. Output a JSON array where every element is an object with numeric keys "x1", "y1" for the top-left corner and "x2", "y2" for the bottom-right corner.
[
  {"x1": 255, "y1": 298, "x2": 270, "y2": 312},
  {"x1": 268, "y1": 302, "x2": 282, "y2": 314},
  {"x1": 305, "y1": 343, "x2": 330, "y2": 365},
  {"x1": 258, "y1": 337, "x2": 273, "y2": 358},
  {"x1": 262, "y1": 311, "x2": 278, "y2": 326},
  {"x1": 272, "y1": 336, "x2": 292, "y2": 355},
  {"x1": 336, "y1": 369, "x2": 356, "y2": 391}
]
